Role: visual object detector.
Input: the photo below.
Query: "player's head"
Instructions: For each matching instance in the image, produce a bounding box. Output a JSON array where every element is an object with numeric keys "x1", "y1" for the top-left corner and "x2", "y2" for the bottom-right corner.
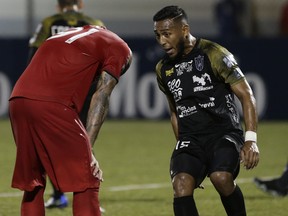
[
  {"x1": 58, "y1": 0, "x2": 78, "y2": 8},
  {"x1": 153, "y1": 6, "x2": 190, "y2": 59},
  {"x1": 57, "y1": 0, "x2": 84, "y2": 12}
]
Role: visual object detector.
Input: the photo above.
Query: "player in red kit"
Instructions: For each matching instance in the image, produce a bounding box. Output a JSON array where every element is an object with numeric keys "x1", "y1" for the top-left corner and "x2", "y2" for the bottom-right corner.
[{"x1": 9, "y1": 25, "x2": 132, "y2": 216}]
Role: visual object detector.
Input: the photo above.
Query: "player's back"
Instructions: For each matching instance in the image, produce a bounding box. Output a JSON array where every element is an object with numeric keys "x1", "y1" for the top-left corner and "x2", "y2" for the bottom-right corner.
[
  {"x1": 29, "y1": 11, "x2": 104, "y2": 48},
  {"x1": 12, "y1": 26, "x2": 131, "y2": 112},
  {"x1": 48, "y1": 11, "x2": 103, "y2": 35}
]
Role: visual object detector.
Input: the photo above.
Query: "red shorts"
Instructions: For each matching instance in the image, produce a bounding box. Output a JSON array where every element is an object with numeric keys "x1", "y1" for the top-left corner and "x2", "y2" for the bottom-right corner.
[{"x1": 9, "y1": 98, "x2": 100, "y2": 192}]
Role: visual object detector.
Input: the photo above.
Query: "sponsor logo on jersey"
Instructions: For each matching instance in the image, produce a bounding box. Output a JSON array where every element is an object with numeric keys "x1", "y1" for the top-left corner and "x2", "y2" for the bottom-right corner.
[
  {"x1": 194, "y1": 55, "x2": 204, "y2": 71},
  {"x1": 225, "y1": 94, "x2": 239, "y2": 123},
  {"x1": 165, "y1": 68, "x2": 174, "y2": 77},
  {"x1": 193, "y1": 73, "x2": 211, "y2": 86},
  {"x1": 177, "y1": 105, "x2": 197, "y2": 118},
  {"x1": 175, "y1": 60, "x2": 193, "y2": 76},
  {"x1": 192, "y1": 73, "x2": 213, "y2": 92},
  {"x1": 233, "y1": 68, "x2": 244, "y2": 79},
  {"x1": 223, "y1": 54, "x2": 237, "y2": 68},
  {"x1": 198, "y1": 97, "x2": 215, "y2": 108},
  {"x1": 167, "y1": 79, "x2": 183, "y2": 102}
]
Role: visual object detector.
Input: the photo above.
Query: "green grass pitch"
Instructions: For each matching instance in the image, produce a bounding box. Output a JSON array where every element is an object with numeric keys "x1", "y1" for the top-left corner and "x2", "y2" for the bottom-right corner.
[{"x1": 1, "y1": 119, "x2": 288, "y2": 215}]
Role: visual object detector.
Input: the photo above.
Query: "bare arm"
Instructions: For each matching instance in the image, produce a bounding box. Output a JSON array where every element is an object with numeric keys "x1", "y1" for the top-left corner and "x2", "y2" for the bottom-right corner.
[
  {"x1": 86, "y1": 71, "x2": 117, "y2": 147},
  {"x1": 85, "y1": 71, "x2": 117, "y2": 181},
  {"x1": 231, "y1": 78, "x2": 259, "y2": 169}
]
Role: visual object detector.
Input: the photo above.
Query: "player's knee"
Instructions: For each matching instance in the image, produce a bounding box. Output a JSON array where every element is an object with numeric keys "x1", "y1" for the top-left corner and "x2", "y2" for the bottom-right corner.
[
  {"x1": 172, "y1": 172, "x2": 196, "y2": 197},
  {"x1": 210, "y1": 171, "x2": 235, "y2": 196}
]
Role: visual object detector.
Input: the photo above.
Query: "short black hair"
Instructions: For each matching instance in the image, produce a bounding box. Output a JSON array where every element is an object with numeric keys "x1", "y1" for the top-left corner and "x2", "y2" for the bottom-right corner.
[
  {"x1": 153, "y1": 5, "x2": 188, "y2": 22},
  {"x1": 58, "y1": 0, "x2": 78, "y2": 8}
]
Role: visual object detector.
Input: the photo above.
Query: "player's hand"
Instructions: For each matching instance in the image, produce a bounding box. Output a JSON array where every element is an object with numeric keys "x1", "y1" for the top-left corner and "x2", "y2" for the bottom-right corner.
[
  {"x1": 90, "y1": 153, "x2": 103, "y2": 181},
  {"x1": 240, "y1": 141, "x2": 260, "y2": 170}
]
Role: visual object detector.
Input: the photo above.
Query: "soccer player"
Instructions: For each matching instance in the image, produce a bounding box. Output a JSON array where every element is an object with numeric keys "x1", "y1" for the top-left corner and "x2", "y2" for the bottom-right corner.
[
  {"x1": 28, "y1": 0, "x2": 104, "y2": 62},
  {"x1": 153, "y1": 6, "x2": 259, "y2": 216},
  {"x1": 27, "y1": 0, "x2": 104, "y2": 209},
  {"x1": 9, "y1": 25, "x2": 132, "y2": 216},
  {"x1": 254, "y1": 163, "x2": 288, "y2": 196}
]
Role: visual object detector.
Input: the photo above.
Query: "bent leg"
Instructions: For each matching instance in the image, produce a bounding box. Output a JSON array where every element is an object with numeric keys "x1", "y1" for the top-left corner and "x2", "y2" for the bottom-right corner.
[
  {"x1": 220, "y1": 184, "x2": 246, "y2": 216},
  {"x1": 170, "y1": 152, "x2": 206, "y2": 216},
  {"x1": 73, "y1": 188, "x2": 101, "y2": 216},
  {"x1": 173, "y1": 172, "x2": 196, "y2": 197},
  {"x1": 210, "y1": 171, "x2": 236, "y2": 196},
  {"x1": 173, "y1": 173, "x2": 199, "y2": 216},
  {"x1": 209, "y1": 142, "x2": 246, "y2": 216},
  {"x1": 210, "y1": 171, "x2": 246, "y2": 215},
  {"x1": 21, "y1": 186, "x2": 45, "y2": 216}
]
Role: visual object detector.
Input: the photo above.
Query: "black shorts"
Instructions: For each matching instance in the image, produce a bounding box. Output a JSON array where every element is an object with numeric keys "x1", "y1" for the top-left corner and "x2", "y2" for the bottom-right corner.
[{"x1": 170, "y1": 131, "x2": 243, "y2": 187}]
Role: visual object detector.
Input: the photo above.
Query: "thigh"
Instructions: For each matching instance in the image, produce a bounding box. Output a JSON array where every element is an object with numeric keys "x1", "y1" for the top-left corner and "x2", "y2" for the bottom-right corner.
[
  {"x1": 32, "y1": 101, "x2": 99, "y2": 192},
  {"x1": 9, "y1": 99, "x2": 46, "y2": 191},
  {"x1": 208, "y1": 138, "x2": 241, "y2": 179},
  {"x1": 170, "y1": 152, "x2": 207, "y2": 187}
]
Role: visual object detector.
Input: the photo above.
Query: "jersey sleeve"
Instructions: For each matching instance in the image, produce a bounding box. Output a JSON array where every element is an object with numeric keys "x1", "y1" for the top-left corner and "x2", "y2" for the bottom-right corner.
[
  {"x1": 82, "y1": 14, "x2": 105, "y2": 26},
  {"x1": 155, "y1": 60, "x2": 167, "y2": 94},
  {"x1": 207, "y1": 42, "x2": 245, "y2": 86},
  {"x1": 101, "y1": 42, "x2": 132, "y2": 80}
]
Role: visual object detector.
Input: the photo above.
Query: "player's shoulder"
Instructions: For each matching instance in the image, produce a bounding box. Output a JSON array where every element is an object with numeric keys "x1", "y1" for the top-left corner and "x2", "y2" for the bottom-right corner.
[
  {"x1": 156, "y1": 59, "x2": 164, "y2": 69},
  {"x1": 80, "y1": 13, "x2": 104, "y2": 26},
  {"x1": 197, "y1": 38, "x2": 232, "y2": 63},
  {"x1": 198, "y1": 38, "x2": 222, "y2": 51},
  {"x1": 40, "y1": 13, "x2": 64, "y2": 25},
  {"x1": 155, "y1": 59, "x2": 166, "y2": 77}
]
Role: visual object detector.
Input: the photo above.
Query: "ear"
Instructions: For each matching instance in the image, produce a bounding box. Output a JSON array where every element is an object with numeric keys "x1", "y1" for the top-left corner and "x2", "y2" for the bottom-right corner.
[{"x1": 182, "y1": 24, "x2": 190, "y2": 37}]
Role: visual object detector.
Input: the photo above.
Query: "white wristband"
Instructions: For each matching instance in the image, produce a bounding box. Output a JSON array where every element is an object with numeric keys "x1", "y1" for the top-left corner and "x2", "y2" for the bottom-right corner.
[{"x1": 245, "y1": 131, "x2": 257, "y2": 142}]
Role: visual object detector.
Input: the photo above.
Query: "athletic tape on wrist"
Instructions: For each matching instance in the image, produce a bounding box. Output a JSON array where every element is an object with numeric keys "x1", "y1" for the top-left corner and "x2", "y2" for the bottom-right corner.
[{"x1": 245, "y1": 131, "x2": 257, "y2": 142}]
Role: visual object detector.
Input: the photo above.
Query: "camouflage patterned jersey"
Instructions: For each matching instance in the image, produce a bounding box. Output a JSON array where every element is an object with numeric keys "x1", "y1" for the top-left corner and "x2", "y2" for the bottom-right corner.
[
  {"x1": 29, "y1": 10, "x2": 104, "y2": 48},
  {"x1": 156, "y1": 38, "x2": 245, "y2": 138}
]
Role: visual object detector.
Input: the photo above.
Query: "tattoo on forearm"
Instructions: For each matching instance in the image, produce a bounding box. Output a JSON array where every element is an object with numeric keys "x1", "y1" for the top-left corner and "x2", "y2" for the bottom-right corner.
[{"x1": 86, "y1": 72, "x2": 116, "y2": 146}]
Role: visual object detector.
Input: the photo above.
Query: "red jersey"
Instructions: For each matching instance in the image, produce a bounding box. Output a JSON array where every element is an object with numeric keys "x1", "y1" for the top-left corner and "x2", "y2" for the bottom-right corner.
[{"x1": 11, "y1": 25, "x2": 131, "y2": 113}]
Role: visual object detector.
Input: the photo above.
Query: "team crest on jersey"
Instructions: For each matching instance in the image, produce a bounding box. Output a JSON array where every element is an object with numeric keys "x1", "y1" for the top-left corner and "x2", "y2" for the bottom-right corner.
[
  {"x1": 194, "y1": 55, "x2": 204, "y2": 71},
  {"x1": 175, "y1": 60, "x2": 193, "y2": 76},
  {"x1": 165, "y1": 68, "x2": 174, "y2": 77}
]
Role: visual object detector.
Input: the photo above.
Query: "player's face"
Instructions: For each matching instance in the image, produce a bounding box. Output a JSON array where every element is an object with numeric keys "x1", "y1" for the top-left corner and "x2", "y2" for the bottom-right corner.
[{"x1": 154, "y1": 19, "x2": 186, "y2": 59}]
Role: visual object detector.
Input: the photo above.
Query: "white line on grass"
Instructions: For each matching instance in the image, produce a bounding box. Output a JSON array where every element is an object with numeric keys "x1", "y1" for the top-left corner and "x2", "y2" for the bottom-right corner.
[
  {"x1": 0, "y1": 177, "x2": 257, "y2": 198},
  {"x1": 107, "y1": 177, "x2": 255, "y2": 192},
  {"x1": 108, "y1": 183, "x2": 171, "y2": 192}
]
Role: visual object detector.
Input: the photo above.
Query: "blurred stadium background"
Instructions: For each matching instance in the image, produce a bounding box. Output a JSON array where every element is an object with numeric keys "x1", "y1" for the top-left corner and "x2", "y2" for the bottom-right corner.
[
  {"x1": 0, "y1": 0, "x2": 288, "y2": 215},
  {"x1": 0, "y1": 0, "x2": 286, "y2": 37},
  {"x1": 0, "y1": 0, "x2": 288, "y2": 120}
]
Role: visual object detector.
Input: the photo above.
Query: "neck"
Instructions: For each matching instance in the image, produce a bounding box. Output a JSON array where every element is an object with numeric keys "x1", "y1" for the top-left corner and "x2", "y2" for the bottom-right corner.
[
  {"x1": 184, "y1": 34, "x2": 196, "y2": 55},
  {"x1": 62, "y1": 5, "x2": 79, "y2": 12}
]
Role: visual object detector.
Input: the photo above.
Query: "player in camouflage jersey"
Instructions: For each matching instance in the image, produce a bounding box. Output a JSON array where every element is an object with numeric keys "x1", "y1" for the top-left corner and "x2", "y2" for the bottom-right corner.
[
  {"x1": 27, "y1": 0, "x2": 104, "y2": 210},
  {"x1": 153, "y1": 6, "x2": 259, "y2": 216},
  {"x1": 28, "y1": 0, "x2": 104, "y2": 62}
]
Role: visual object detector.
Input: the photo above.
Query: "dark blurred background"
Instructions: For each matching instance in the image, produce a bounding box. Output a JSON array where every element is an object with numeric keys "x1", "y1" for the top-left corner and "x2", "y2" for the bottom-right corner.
[{"x1": 0, "y1": 0, "x2": 287, "y2": 120}]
